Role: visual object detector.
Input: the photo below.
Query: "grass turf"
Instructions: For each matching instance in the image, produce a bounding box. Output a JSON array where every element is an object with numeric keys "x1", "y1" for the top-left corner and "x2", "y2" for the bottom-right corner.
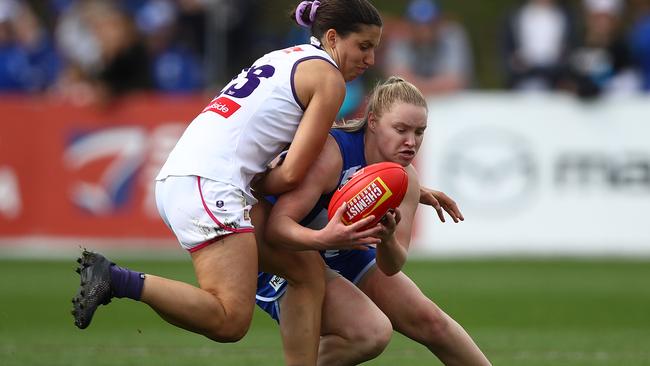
[{"x1": 1, "y1": 257, "x2": 649, "y2": 365}]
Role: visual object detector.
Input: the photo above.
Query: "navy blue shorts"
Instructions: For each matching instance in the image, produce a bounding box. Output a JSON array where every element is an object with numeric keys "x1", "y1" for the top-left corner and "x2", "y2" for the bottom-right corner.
[{"x1": 255, "y1": 247, "x2": 376, "y2": 322}]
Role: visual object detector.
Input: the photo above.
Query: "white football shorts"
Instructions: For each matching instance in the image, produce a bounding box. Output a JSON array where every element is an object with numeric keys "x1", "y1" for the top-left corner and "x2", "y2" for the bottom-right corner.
[{"x1": 155, "y1": 175, "x2": 254, "y2": 252}]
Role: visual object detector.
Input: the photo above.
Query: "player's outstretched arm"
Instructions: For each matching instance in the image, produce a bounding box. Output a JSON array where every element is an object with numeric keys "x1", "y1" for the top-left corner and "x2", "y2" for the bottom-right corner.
[{"x1": 419, "y1": 185, "x2": 464, "y2": 223}]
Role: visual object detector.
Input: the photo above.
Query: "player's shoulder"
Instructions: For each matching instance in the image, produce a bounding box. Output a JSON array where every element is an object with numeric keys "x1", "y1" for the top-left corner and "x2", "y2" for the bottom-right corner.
[
  {"x1": 293, "y1": 58, "x2": 345, "y2": 109},
  {"x1": 318, "y1": 135, "x2": 344, "y2": 171},
  {"x1": 296, "y1": 56, "x2": 344, "y2": 87},
  {"x1": 331, "y1": 127, "x2": 365, "y2": 146},
  {"x1": 307, "y1": 135, "x2": 343, "y2": 190},
  {"x1": 324, "y1": 134, "x2": 342, "y2": 153}
]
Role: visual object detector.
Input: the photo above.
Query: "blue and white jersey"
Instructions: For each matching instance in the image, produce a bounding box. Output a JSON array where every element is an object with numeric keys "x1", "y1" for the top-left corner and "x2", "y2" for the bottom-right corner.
[
  {"x1": 299, "y1": 128, "x2": 368, "y2": 230},
  {"x1": 256, "y1": 128, "x2": 378, "y2": 321},
  {"x1": 156, "y1": 40, "x2": 337, "y2": 203}
]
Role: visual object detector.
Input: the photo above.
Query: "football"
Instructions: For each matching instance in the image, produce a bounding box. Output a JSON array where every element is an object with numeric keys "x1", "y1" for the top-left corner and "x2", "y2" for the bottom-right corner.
[{"x1": 327, "y1": 162, "x2": 409, "y2": 229}]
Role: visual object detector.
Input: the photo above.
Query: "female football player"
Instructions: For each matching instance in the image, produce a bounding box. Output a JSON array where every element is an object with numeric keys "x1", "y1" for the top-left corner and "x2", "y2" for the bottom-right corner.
[
  {"x1": 72, "y1": 2, "x2": 383, "y2": 364},
  {"x1": 256, "y1": 77, "x2": 491, "y2": 365}
]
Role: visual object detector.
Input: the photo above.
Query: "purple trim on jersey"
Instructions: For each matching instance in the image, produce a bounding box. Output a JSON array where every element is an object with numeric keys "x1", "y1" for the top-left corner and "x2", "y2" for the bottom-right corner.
[
  {"x1": 310, "y1": 43, "x2": 324, "y2": 51},
  {"x1": 290, "y1": 56, "x2": 338, "y2": 111}
]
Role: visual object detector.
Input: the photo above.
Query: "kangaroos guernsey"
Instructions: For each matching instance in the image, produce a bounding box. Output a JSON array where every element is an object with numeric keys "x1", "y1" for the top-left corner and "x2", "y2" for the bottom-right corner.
[
  {"x1": 256, "y1": 128, "x2": 375, "y2": 321},
  {"x1": 156, "y1": 40, "x2": 338, "y2": 202}
]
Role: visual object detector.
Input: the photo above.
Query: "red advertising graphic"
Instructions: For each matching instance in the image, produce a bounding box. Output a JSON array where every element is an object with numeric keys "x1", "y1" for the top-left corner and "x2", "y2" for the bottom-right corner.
[
  {"x1": 202, "y1": 96, "x2": 241, "y2": 118},
  {"x1": 0, "y1": 94, "x2": 208, "y2": 246}
]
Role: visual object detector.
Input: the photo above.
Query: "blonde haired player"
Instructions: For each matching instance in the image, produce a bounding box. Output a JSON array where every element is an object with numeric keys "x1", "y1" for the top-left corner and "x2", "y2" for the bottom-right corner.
[{"x1": 257, "y1": 77, "x2": 491, "y2": 365}]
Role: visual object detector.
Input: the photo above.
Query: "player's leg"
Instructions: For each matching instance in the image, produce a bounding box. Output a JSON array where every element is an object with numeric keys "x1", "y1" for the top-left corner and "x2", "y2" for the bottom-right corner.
[
  {"x1": 358, "y1": 267, "x2": 491, "y2": 366},
  {"x1": 256, "y1": 199, "x2": 325, "y2": 365},
  {"x1": 257, "y1": 200, "x2": 326, "y2": 366},
  {"x1": 141, "y1": 233, "x2": 257, "y2": 342},
  {"x1": 72, "y1": 176, "x2": 258, "y2": 342},
  {"x1": 73, "y1": 234, "x2": 258, "y2": 342},
  {"x1": 141, "y1": 176, "x2": 259, "y2": 341},
  {"x1": 314, "y1": 273, "x2": 393, "y2": 366}
]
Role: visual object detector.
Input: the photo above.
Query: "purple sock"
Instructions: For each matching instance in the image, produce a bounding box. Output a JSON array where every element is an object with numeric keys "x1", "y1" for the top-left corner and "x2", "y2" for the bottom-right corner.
[{"x1": 109, "y1": 264, "x2": 145, "y2": 300}]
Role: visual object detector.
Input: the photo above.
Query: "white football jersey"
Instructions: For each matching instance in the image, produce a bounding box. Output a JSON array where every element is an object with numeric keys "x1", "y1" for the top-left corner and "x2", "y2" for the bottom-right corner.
[{"x1": 156, "y1": 41, "x2": 338, "y2": 202}]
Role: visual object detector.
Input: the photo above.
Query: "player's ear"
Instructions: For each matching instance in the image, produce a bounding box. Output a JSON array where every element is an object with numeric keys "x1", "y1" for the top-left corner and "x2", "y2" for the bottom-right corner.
[
  {"x1": 324, "y1": 29, "x2": 337, "y2": 48},
  {"x1": 368, "y1": 112, "x2": 377, "y2": 131}
]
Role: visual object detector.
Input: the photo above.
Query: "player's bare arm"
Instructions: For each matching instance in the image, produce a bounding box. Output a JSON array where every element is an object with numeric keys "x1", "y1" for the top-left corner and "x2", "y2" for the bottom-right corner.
[
  {"x1": 257, "y1": 60, "x2": 345, "y2": 195},
  {"x1": 266, "y1": 137, "x2": 381, "y2": 251},
  {"x1": 375, "y1": 164, "x2": 420, "y2": 275}
]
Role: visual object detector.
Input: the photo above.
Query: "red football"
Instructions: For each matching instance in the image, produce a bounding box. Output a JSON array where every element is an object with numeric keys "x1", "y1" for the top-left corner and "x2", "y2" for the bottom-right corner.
[{"x1": 327, "y1": 162, "x2": 409, "y2": 229}]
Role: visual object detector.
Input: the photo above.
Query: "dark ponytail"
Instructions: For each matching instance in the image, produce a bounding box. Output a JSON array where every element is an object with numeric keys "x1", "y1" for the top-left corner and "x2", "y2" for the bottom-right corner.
[{"x1": 289, "y1": 0, "x2": 382, "y2": 39}]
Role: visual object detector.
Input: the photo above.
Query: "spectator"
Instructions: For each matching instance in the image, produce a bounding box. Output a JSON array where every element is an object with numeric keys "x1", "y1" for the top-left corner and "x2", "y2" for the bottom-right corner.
[
  {"x1": 500, "y1": 0, "x2": 577, "y2": 91},
  {"x1": 0, "y1": 0, "x2": 61, "y2": 92},
  {"x1": 559, "y1": 0, "x2": 640, "y2": 98},
  {"x1": 89, "y1": 2, "x2": 151, "y2": 96},
  {"x1": 200, "y1": 0, "x2": 259, "y2": 86},
  {"x1": 176, "y1": 0, "x2": 207, "y2": 59},
  {"x1": 136, "y1": 0, "x2": 204, "y2": 92},
  {"x1": 383, "y1": 0, "x2": 473, "y2": 95},
  {"x1": 53, "y1": 0, "x2": 151, "y2": 104},
  {"x1": 54, "y1": 1, "x2": 101, "y2": 81},
  {"x1": 629, "y1": 0, "x2": 650, "y2": 91}
]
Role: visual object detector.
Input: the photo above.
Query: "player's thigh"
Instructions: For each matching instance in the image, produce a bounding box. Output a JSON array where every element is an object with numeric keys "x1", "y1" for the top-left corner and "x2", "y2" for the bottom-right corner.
[
  {"x1": 157, "y1": 176, "x2": 255, "y2": 251},
  {"x1": 251, "y1": 198, "x2": 270, "y2": 244},
  {"x1": 258, "y1": 237, "x2": 325, "y2": 285},
  {"x1": 253, "y1": 198, "x2": 325, "y2": 282},
  {"x1": 191, "y1": 232, "x2": 258, "y2": 311},
  {"x1": 319, "y1": 275, "x2": 390, "y2": 338},
  {"x1": 358, "y1": 267, "x2": 443, "y2": 333}
]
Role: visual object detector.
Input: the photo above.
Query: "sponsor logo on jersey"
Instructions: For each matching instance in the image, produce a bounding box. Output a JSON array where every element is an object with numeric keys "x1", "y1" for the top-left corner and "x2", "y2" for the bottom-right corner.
[
  {"x1": 343, "y1": 177, "x2": 393, "y2": 224},
  {"x1": 323, "y1": 249, "x2": 341, "y2": 258},
  {"x1": 202, "y1": 96, "x2": 241, "y2": 118}
]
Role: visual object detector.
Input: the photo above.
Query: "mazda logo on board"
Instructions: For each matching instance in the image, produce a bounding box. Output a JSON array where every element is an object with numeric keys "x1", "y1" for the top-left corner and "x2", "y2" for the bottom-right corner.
[{"x1": 441, "y1": 128, "x2": 538, "y2": 215}]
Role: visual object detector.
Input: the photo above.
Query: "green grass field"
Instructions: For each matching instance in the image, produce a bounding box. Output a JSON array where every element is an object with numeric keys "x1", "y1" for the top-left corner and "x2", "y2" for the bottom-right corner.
[{"x1": 2, "y1": 257, "x2": 650, "y2": 365}]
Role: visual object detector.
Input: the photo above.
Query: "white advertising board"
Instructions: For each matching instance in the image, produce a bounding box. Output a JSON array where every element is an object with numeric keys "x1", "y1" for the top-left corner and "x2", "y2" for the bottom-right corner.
[{"x1": 413, "y1": 93, "x2": 650, "y2": 257}]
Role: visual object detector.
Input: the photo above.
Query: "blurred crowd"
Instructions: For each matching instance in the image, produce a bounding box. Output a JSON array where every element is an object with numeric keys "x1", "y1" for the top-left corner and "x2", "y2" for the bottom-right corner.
[
  {"x1": 381, "y1": 0, "x2": 650, "y2": 101},
  {"x1": 0, "y1": 0, "x2": 212, "y2": 104},
  {"x1": 500, "y1": 0, "x2": 650, "y2": 98},
  {"x1": 0, "y1": 0, "x2": 649, "y2": 107}
]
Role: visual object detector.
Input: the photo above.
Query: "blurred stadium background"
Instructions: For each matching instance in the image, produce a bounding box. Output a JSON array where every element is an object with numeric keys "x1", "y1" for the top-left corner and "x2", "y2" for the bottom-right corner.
[{"x1": 1, "y1": 0, "x2": 649, "y2": 365}]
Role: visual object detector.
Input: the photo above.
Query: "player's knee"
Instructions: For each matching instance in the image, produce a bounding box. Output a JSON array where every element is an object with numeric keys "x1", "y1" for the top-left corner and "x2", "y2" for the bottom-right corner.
[
  {"x1": 201, "y1": 297, "x2": 254, "y2": 343},
  {"x1": 204, "y1": 311, "x2": 252, "y2": 343},
  {"x1": 220, "y1": 321, "x2": 250, "y2": 343},
  {"x1": 205, "y1": 328, "x2": 247, "y2": 343},
  {"x1": 413, "y1": 306, "x2": 451, "y2": 346},
  {"x1": 282, "y1": 252, "x2": 326, "y2": 287},
  {"x1": 350, "y1": 313, "x2": 392, "y2": 359},
  {"x1": 369, "y1": 318, "x2": 393, "y2": 358}
]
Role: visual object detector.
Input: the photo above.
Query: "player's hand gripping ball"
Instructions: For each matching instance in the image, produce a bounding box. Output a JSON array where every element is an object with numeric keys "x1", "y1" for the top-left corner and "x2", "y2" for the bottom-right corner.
[{"x1": 327, "y1": 162, "x2": 409, "y2": 229}]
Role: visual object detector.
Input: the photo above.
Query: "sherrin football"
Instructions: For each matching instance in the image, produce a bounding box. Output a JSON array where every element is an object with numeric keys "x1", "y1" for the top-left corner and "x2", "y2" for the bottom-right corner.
[{"x1": 327, "y1": 162, "x2": 409, "y2": 229}]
